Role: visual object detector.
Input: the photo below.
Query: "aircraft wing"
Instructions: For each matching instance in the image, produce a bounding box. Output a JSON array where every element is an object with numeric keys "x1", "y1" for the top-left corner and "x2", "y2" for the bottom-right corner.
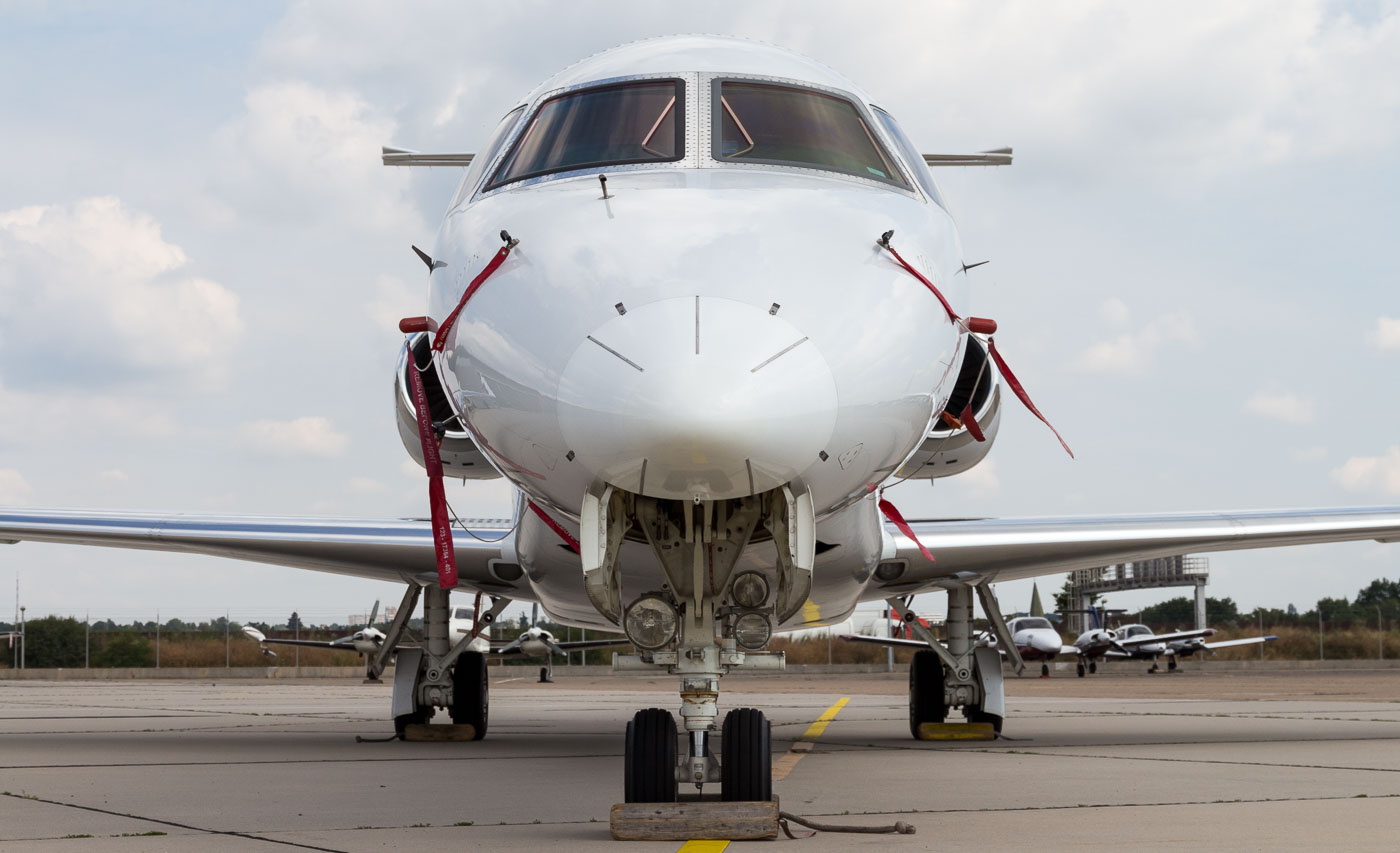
[
  {"x1": 1060, "y1": 645, "x2": 1081, "y2": 656},
  {"x1": 1118, "y1": 629, "x2": 1215, "y2": 648},
  {"x1": 1202, "y1": 635, "x2": 1277, "y2": 650},
  {"x1": 0, "y1": 508, "x2": 520, "y2": 594},
  {"x1": 554, "y1": 637, "x2": 630, "y2": 651},
  {"x1": 839, "y1": 633, "x2": 929, "y2": 649},
  {"x1": 492, "y1": 637, "x2": 629, "y2": 656},
  {"x1": 254, "y1": 637, "x2": 360, "y2": 651},
  {"x1": 884, "y1": 506, "x2": 1400, "y2": 592}
]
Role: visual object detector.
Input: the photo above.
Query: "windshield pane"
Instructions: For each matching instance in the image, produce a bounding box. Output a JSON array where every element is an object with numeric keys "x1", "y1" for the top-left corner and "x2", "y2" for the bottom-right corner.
[
  {"x1": 871, "y1": 107, "x2": 946, "y2": 208},
  {"x1": 1019, "y1": 617, "x2": 1052, "y2": 630},
  {"x1": 713, "y1": 81, "x2": 908, "y2": 188},
  {"x1": 452, "y1": 105, "x2": 526, "y2": 208},
  {"x1": 490, "y1": 80, "x2": 684, "y2": 188}
]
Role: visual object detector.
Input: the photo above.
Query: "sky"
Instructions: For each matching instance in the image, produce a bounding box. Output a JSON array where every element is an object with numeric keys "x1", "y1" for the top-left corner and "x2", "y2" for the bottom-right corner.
[{"x1": 1, "y1": 1, "x2": 1398, "y2": 629}]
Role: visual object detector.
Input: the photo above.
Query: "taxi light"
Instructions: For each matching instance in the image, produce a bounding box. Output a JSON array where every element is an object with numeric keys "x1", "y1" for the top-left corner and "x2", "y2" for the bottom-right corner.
[
  {"x1": 733, "y1": 612, "x2": 772, "y2": 651},
  {"x1": 624, "y1": 595, "x2": 678, "y2": 651},
  {"x1": 730, "y1": 571, "x2": 770, "y2": 609}
]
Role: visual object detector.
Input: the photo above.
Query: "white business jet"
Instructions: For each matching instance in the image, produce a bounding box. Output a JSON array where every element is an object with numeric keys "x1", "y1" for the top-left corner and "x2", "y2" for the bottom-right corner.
[
  {"x1": 3, "y1": 36, "x2": 1400, "y2": 805},
  {"x1": 845, "y1": 614, "x2": 1079, "y2": 679}
]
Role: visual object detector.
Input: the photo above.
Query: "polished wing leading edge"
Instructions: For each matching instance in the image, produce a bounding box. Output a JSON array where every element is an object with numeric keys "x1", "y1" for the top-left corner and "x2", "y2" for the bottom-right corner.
[
  {"x1": 884, "y1": 506, "x2": 1400, "y2": 594},
  {"x1": 0, "y1": 508, "x2": 521, "y2": 595}
]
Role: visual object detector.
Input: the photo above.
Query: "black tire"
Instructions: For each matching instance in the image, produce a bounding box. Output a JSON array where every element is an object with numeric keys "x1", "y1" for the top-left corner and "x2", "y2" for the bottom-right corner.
[
  {"x1": 1168, "y1": 659, "x2": 1177, "y2": 671},
  {"x1": 722, "y1": 708, "x2": 772, "y2": 802},
  {"x1": 450, "y1": 652, "x2": 488, "y2": 739},
  {"x1": 965, "y1": 706, "x2": 1004, "y2": 734},
  {"x1": 1041, "y1": 663, "x2": 1050, "y2": 677},
  {"x1": 1077, "y1": 663, "x2": 1086, "y2": 678},
  {"x1": 909, "y1": 650, "x2": 946, "y2": 738},
  {"x1": 624, "y1": 708, "x2": 677, "y2": 803},
  {"x1": 1089, "y1": 662, "x2": 1097, "y2": 674},
  {"x1": 539, "y1": 666, "x2": 551, "y2": 683}
]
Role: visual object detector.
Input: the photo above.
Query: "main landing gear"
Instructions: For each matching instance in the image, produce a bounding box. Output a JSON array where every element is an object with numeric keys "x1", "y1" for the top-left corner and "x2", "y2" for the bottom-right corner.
[
  {"x1": 1077, "y1": 661, "x2": 1086, "y2": 678},
  {"x1": 387, "y1": 584, "x2": 510, "y2": 740},
  {"x1": 897, "y1": 583, "x2": 1014, "y2": 737},
  {"x1": 1040, "y1": 663, "x2": 1051, "y2": 678}
]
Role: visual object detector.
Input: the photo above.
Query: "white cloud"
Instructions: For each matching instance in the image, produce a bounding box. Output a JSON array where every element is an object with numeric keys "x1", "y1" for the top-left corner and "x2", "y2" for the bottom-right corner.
[
  {"x1": 1076, "y1": 311, "x2": 1195, "y2": 374},
  {"x1": 0, "y1": 197, "x2": 241, "y2": 380},
  {"x1": 0, "y1": 380, "x2": 178, "y2": 441},
  {"x1": 215, "y1": 82, "x2": 421, "y2": 233},
  {"x1": 1243, "y1": 390, "x2": 1316, "y2": 425},
  {"x1": 239, "y1": 416, "x2": 350, "y2": 457},
  {"x1": 348, "y1": 476, "x2": 385, "y2": 494},
  {"x1": 1098, "y1": 297, "x2": 1132, "y2": 329},
  {"x1": 0, "y1": 469, "x2": 33, "y2": 505},
  {"x1": 365, "y1": 274, "x2": 420, "y2": 337},
  {"x1": 958, "y1": 459, "x2": 1000, "y2": 497},
  {"x1": 1370, "y1": 316, "x2": 1400, "y2": 350},
  {"x1": 1332, "y1": 446, "x2": 1400, "y2": 496}
]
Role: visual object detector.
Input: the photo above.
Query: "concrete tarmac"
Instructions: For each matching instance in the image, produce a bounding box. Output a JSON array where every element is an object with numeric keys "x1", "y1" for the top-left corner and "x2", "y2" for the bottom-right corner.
[{"x1": 2, "y1": 668, "x2": 1398, "y2": 851}]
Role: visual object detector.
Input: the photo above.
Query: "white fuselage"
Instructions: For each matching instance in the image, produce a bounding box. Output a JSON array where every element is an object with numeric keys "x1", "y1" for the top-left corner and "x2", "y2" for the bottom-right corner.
[
  {"x1": 421, "y1": 38, "x2": 970, "y2": 631},
  {"x1": 1006, "y1": 617, "x2": 1069, "y2": 661}
]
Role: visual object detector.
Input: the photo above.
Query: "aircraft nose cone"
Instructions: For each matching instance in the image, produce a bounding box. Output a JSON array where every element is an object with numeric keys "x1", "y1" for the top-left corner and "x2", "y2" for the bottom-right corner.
[{"x1": 558, "y1": 296, "x2": 837, "y2": 500}]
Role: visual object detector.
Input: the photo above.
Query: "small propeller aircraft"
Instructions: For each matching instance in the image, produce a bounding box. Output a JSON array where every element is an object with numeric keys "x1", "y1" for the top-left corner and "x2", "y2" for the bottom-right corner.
[
  {"x1": 244, "y1": 598, "x2": 625, "y2": 683},
  {"x1": 1074, "y1": 621, "x2": 1277, "y2": 673}
]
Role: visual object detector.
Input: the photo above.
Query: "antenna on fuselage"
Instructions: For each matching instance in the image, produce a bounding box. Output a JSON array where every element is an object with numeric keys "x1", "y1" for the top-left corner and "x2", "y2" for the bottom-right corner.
[{"x1": 598, "y1": 174, "x2": 611, "y2": 199}]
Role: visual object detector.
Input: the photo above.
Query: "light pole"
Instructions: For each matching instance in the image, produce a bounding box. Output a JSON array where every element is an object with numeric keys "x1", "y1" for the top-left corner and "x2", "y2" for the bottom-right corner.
[
  {"x1": 1378, "y1": 604, "x2": 1385, "y2": 661},
  {"x1": 1318, "y1": 604, "x2": 1324, "y2": 661},
  {"x1": 19, "y1": 605, "x2": 25, "y2": 669},
  {"x1": 1259, "y1": 610, "x2": 1265, "y2": 661}
]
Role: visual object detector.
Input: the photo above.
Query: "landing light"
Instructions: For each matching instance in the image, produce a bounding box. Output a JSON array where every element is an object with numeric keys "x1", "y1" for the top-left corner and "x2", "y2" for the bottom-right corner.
[
  {"x1": 623, "y1": 595, "x2": 678, "y2": 651},
  {"x1": 730, "y1": 571, "x2": 770, "y2": 609},
  {"x1": 733, "y1": 612, "x2": 772, "y2": 651}
]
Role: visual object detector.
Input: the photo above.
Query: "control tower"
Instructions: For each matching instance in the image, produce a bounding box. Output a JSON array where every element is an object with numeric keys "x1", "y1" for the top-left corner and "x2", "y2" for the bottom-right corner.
[{"x1": 1066, "y1": 555, "x2": 1210, "y2": 634}]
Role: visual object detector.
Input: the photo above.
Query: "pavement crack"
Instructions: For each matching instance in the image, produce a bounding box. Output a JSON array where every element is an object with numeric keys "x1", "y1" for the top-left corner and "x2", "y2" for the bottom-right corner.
[{"x1": 0, "y1": 792, "x2": 349, "y2": 852}]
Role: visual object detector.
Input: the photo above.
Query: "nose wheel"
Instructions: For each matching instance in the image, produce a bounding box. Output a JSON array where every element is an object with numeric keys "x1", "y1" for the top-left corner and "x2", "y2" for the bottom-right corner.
[
  {"x1": 1040, "y1": 663, "x2": 1050, "y2": 678},
  {"x1": 720, "y1": 708, "x2": 771, "y2": 802},
  {"x1": 624, "y1": 708, "x2": 678, "y2": 803}
]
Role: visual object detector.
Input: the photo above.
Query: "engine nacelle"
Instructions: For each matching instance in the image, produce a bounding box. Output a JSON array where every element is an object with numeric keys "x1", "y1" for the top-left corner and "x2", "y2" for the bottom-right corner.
[
  {"x1": 895, "y1": 335, "x2": 1001, "y2": 480},
  {"x1": 395, "y1": 333, "x2": 501, "y2": 479}
]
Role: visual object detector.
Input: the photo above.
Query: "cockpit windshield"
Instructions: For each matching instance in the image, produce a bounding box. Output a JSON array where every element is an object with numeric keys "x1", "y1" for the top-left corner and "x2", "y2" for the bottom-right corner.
[
  {"x1": 712, "y1": 80, "x2": 909, "y2": 189},
  {"x1": 1017, "y1": 617, "x2": 1053, "y2": 630},
  {"x1": 489, "y1": 79, "x2": 684, "y2": 189}
]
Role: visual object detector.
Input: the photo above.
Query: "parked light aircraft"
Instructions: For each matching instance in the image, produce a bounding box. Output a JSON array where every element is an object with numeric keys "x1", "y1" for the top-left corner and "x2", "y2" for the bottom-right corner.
[
  {"x1": 1074, "y1": 622, "x2": 1277, "y2": 673},
  {"x1": 243, "y1": 600, "x2": 621, "y2": 681},
  {"x1": 844, "y1": 614, "x2": 1079, "y2": 680},
  {"x1": 4, "y1": 36, "x2": 1400, "y2": 804}
]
